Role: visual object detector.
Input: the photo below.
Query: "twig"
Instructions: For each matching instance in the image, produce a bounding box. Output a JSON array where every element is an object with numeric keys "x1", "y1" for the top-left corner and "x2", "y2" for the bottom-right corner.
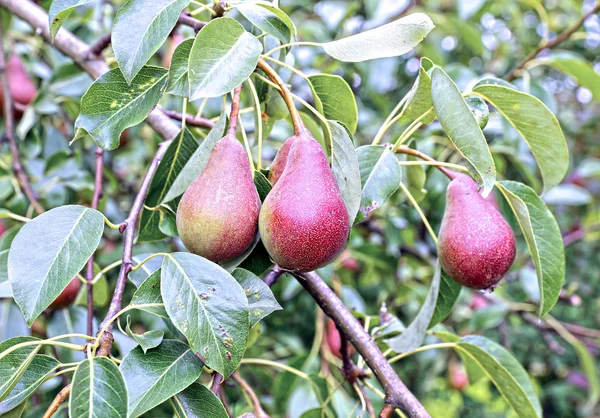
[
  {"x1": 379, "y1": 404, "x2": 396, "y2": 418},
  {"x1": 219, "y1": 387, "x2": 234, "y2": 418},
  {"x1": 294, "y1": 271, "x2": 430, "y2": 418},
  {"x1": 95, "y1": 140, "x2": 171, "y2": 356},
  {"x1": 256, "y1": 58, "x2": 304, "y2": 136},
  {"x1": 162, "y1": 108, "x2": 215, "y2": 129},
  {"x1": 178, "y1": 12, "x2": 207, "y2": 33},
  {"x1": 85, "y1": 147, "x2": 104, "y2": 335},
  {"x1": 232, "y1": 372, "x2": 270, "y2": 418},
  {"x1": 505, "y1": 2, "x2": 600, "y2": 81},
  {"x1": 263, "y1": 265, "x2": 282, "y2": 287},
  {"x1": 340, "y1": 329, "x2": 367, "y2": 384},
  {"x1": 42, "y1": 384, "x2": 71, "y2": 418},
  {"x1": 0, "y1": 21, "x2": 44, "y2": 215},
  {"x1": 228, "y1": 85, "x2": 242, "y2": 136},
  {"x1": 85, "y1": 33, "x2": 111, "y2": 60},
  {"x1": 358, "y1": 383, "x2": 376, "y2": 418},
  {"x1": 394, "y1": 145, "x2": 456, "y2": 181},
  {"x1": 211, "y1": 372, "x2": 223, "y2": 395}
]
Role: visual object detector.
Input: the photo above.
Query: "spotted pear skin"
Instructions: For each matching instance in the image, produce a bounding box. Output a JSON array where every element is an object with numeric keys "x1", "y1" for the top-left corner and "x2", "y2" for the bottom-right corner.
[
  {"x1": 438, "y1": 173, "x2": 516, "y2": 290},
  {"x1": 177, "y1": 134, "x2": 260, "y2": 263},
  {"x1": 259, "y1": 131, "x2": 349, "y2": 272}
]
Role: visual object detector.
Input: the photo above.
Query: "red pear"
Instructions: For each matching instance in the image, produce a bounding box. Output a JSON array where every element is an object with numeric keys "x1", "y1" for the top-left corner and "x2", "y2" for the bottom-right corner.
[
  {"x1": 326, "y1": 318, "x2": 354, "y2": 359},
  {"x1": 438, "y1": 173, "x2": 516, "y2": 290},
  {"x1": 259, "y1": 131, "x2": 349, "y2": 272},
  {"x1": 49, "y1": 278, "x2": 81, "y2": 311},
  {"x1": 268, "y1": 135, "x2": 296, "y2": 185},
  {"x1": 177, "y1": 134, "x2": 260, "y2": 263}
]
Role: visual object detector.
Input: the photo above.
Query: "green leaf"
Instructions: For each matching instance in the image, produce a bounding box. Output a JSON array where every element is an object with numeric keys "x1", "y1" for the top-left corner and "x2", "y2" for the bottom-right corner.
[
  {"x1": 160, "y1": 253, "x2": 249, "y2": 378},
  {"x1": 496, "y1": 181, "x2": 564, "y2": 316},
  {"x1": 74, "y1": 66, "x2": 168, "y2": 150},
  {"x1": 432, "y1": 67, "x2": 495, "y2": 195},
  {"x1": 120, "y1": 340, "x2": 204, "y2": 418},
  {"x1": 158, "y1": 208, "x2": 178, "y2": 237},
  {"x1": 171, "y1": 382, "x2": 228, "y2": 418},
  {"x1": 163, "y1": 113, "x2": 227, "y2": 202},
  {"x1": 253, "y1": 171, "x2": 272, "y2": 202},
  {"x1": 403, "y1": 58, "x2": 435, "y2": 124},
  {"x1": 237, "y1": 3, "x2": 295, "y2": 44},
  {"x1": 48, "y1": 0, "x2": 94, "y2": 42},
  {"x1": 130, "y1": 253, "x2": 164, "y2": 287},
  {"x1": 308, "y1": 75, "x2": 358, "y2": 134},
  {"x1": 455, "y1": 335, "x2": 542, "y2": 418},
  {"x1": 47, "y1": 306, "x2": 95, "y2": 364},
  {"x1": 70, "y1": 357, "x2": 128, "y2": 418},
  {"x1": 8, "y1": 205, "x2": 104, "y2": 326},
  {"x1": 322, "y1": 13, "x2": 434, "y2": 62},
  {"x1": 0, "y1": 250, "x2": 10, "y2": 298},
  {"x1": 137, "y1": 208, "x2": 166, "y2": 243},
  {"x1": 188, "y1": 18, "x2": 262, "y2": 99},
  {"x1": 166, "y1": 39, "x2": 194, "y2": 96},
  {"x1": 130, "y1": 269, "x2": 168, "y2": 318},
  {"x1": 543, "y1": 51, "x2": 600, "y2": 101},
  {"x1": 0, "y1": 354, "x2": 59, "y2": 414},
  {"x1": 125, "y1": 316, "x2": 164, "y2": 353},
  {"x1": 473, "y1": 83, "x2": 569, "y2": 192},
  {"x1": 0, "y1": 337, "x2": 41, "y2": 402},
  {"x1": 572, "y1": 339, "x2": 600, "y2": 414},
  {"x1": 386, "y1": 262, "x2": 442, "y2": 352},
  {"x1": 465, "y1": 95, "x2": 489, "y2": 129},
  {"x1": 232, "y1": 268, "x2": 282, "y2": 327},
  {"x1": 330, "y1": 121, "x2": 361, "y2": 223},
  {"x1": 428, "y1": 271, "x2": 462, "y2": 328},
  {"x1": 355, "y1": 145, "x2": 402, "y2": 221},
  {"x1": 112, "y1": 0, "x2": 190, "y2": 83}
]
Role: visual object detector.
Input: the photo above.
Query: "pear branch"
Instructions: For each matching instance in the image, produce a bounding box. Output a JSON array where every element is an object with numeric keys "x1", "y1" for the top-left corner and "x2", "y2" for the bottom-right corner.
[
  {"x1": 504, "y1": 1, "x2": 600, "y2": 81},
  {"x1": 228, "y1": 85, "x2": 242, "y2": 136},
  {"x1": 0, "y1": 21, "x2": 44, "y2": 215},
  {"x1": 85, "y1": 34, "x2": 111, "y2": 59},
  {"x1": 256, "y1": 58, "x2": 304, "y2": 136},
  {"x1": 294, "y1": 271, "x2": 430, "y2": 418},
  {"x1": 42, "y1": 384, "x2": 71, "y2": 418},
  {"x1": 162, "y1": 108, "x2": 215, "y2": 128},
  {"x1": 394, "y1": 145, "x2": 456, "y2": 180},
  {"x1": 232, "y1": 372, "x2": 270, "y2": 418}
]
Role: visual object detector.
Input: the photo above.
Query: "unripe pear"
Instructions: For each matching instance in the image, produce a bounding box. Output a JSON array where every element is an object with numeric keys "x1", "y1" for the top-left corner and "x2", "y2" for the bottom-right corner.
[
  {"x1": 177, "y1": 134, "x2": 260, "y2": 263},
  {"x1": 259, "y1": 131, "x2": 349, "y2": 272},
  {"x1": 49, "y1": 277, "x2": 81, "y2": 311},
  {"x1": 268, "y1": 135, "x2": 296, "y2": 185},
  {"x1": 438, "y1": 173, "x2": 516, "y2": 290}
]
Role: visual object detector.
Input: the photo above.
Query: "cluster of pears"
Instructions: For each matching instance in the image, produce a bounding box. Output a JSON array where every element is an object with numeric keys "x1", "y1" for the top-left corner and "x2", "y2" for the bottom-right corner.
[
  {"x1": 176, "y1": 106, "x2": 349, "y2": 272},
  {"x1": 438, "y1": 173, "x2": 516, "y2": 290}
]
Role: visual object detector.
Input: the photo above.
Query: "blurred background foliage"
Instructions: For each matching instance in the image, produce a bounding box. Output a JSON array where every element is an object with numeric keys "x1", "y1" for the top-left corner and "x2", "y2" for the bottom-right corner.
[{"x1": 1, "y1": 0, "x2": 599, "y2": 417}]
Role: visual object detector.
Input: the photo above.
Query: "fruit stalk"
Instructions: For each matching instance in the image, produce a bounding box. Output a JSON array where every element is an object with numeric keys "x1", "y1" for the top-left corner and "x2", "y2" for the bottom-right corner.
[
  {"x1": 228, "y1": 84, "x2": 242, "y2": 136},
  {"x1": 394, "y1": 145, "x2": 456, "y2": 180},
  {"x1": 295, "y1": 270, "x2": 431, "y2": 418}
]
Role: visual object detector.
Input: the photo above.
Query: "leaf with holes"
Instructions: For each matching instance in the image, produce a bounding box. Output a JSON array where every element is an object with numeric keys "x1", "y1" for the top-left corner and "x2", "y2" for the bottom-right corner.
[
  {"x1": 161, "y1": 253, "x2": 249, "y2": 377},
  {"x1": 8, "y1": 205, "x2": 104, "y2": 326}
]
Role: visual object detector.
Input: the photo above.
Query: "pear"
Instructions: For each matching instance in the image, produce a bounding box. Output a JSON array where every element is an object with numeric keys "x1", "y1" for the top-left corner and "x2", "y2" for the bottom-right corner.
[
  {"x1": 49, "y1": 277, "x2": 81, "y2": 311},
  {"x1": 177, "y1": 134, "x2": 260, "y2": 263},
  {"x1": 259, "y1": 131, "x2": 349, "y2": 272},
  {"x1": 268, "y1": 135, "x2": 296, "y2": 185},
  {"x1": 0, "y1": 55, "x2": 37, "y2": 119},
  {"x1": 438, "y1": 173, "x2": 516, "y2": 290}
]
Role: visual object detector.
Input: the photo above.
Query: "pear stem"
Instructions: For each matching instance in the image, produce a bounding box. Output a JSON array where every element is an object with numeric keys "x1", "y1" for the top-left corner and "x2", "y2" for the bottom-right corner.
[
  {"x1": 257, "y1": 58, "x2": 304, "y2": 136},
  {"x1": 394, "y1": 146, "x2": 457, "y2": 181},
  {"x1": 228, "y1": 85, "x2": 242, "y2": 136}
]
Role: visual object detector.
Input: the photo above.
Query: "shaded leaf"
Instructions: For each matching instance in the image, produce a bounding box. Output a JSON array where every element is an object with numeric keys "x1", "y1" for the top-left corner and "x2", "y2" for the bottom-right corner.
[
  {"x1": 130, "y1": 269, "x2": 167, "y2": 318},
  {"x1": 232, "y1": 268, "x2": 282, "y2": 327},
  {"x1": 308, "y1": 75, "x2": 358, "y2": 134},
  {"x1": 330, "y1": 121, "x2": 361, "y2": 222},
  {"x1": 166, "y1": 38, "x2": 194, "y2": 97},
  {"x1": 48, "y1": 0, "x2": 94, "y2": 42},
  {"x1": 428, "y1": 271, "x2": 462, "y2": 328},
  {"x1": 171, "y1": 382, "x2": 228, "y2": 418},
  {"x1": 125, "y1": 315, "x2": 164, "y2": 354},
  {"x1": 237, "y1": 3, "x2": 295, "y2": 44},
  {"x1": 130, "y1": 253, "x2": 164, "y2": 287}
]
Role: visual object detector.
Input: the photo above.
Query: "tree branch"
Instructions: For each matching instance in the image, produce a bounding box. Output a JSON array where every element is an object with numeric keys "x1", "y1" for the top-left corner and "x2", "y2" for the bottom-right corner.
[
  {"x1": 85, "y1": 33, "x2": 111, "y2": 60},
  {"x1": 0, "y1": 21, "x2": 44, "y2": 215},
  {"x1": 263, "y1": 265, "x2": 282, "y2": 286},
  {"x1": 504, "y1": 2, "x2": 600, "y2": 81},
  {"x1": 178, "y1": 12, "x2": 207, "y2": 33},
  {"x1": 161, "y1": 108, "x2": 215, "y2": 129},
  {"x1": 232, "y1": 372, "x2": 270, "y2": 418},
  {"x1": 294, "y1": 271, "x2": 430, "y2": 418},
  {"x1": 42, "y1": 384, "x2": 71, "y2": 418}
]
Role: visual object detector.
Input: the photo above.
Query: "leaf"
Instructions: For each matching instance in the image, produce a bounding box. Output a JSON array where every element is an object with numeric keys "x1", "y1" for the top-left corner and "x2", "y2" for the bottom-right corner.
[
  {"x1": 171, "y1": 382, "x2": 228, "y2": 418},
  {"x1": 130, "y1": 269, "x2": 168, "y2": 318},
  {"x1": 330, "y1": 121, "x2": 361, "y2": 223},
  {"x1": 428, "y1": 271, "x2": 462, "y2": 328},
  {"x1": 0, "y1": 353, "x2": 59, "y2": 414},
  {"x1": 355, "y1": 145, "x2": 402, "y2": 221},
  {"x1": 237, "y1": 3, "x2": 296, "y2": 44},
  {"x1": 188, "y1": 17, "x2": 262, "y2": 99},
  {"x1": 432, "y1": 67, "x2": 495, "y2": 196},
  {"x1": 166, "y1": 39, "x2": 194, "y2": 96},
  {"x1": 232, "y1": 268, "x2": 282, "y2": 327},
  {"x1": 0, "y1": 250, "x2": 11, "y2": 298},
  {"x1": 322, "y1": 13, "x2": 434, "y2": 62},
  {"x1": 74, "y1": 66, "x2": 168, "y2": 150},
  {"x1": 48, "y1": 0, "x2": 94, "y2": 42},
  {"x1": 112, "y1": 0, "x2": 190, "y2": 83},
  {"x1": 465, "y1": 95, "x2": 489, "y2": 129},
  {"x1": 8, "y1": 205, "x2": 104, "y2": 326},
  {"x1": 385, "y1": 262, "x2": 441, "y2": 353},
  {"x1": 70, "y1": 357, "x2": 128, "y2": 418},
  {"x1": 120, "y1": 340, "x2": 204, "y2": 418},
  {"x1": 160, "y1": 253, "x2": 249, "y2": 378},
  {"x1": 125, "y1": 315, "x2": 164, "y2": 353},
  {"x1": 308, "y1": 75, "x2": 358, "y2": 134},
  {"x1": 163, "y1": 113, "x2": 227, "y2": 202},
  {"x1": 496, "y1": 181, "x2": 564, "y2": 316},
  {"x1": 572, "y1": 339, "x2": 600, "y2": 413},
  {"x1": 130, "y1": 253, "x2": 164, "y2": 287},
  {"x1": 218, "y1": 233, "x2": 262, "y2": 273},
  {"x1": 403, "y1": 58, "x2": 435, "y2": 124},
  {"x1": 0, "y1": 337, "x2": 41, "y2": 402},
  {"x1": 543, "y1": 51, "x2": 600, "y2": 101},
  {"x1": 47, "y1": 306, "x2": 95, "y2": 363},
  {"x1": 455, "y1": 335, "x2": 542, "y2": 418},
  {"x1": 473, "y1": 84, "x2": 569, "y2": 192},
  {"x1": 253, "y1": 171, "x2": 272, "y2": 202}
]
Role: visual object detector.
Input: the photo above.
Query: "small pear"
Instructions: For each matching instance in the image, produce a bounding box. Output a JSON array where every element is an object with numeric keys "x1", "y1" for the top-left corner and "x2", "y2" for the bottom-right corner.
[
  {"x1": 259, "y1": 131, "x2": 349, "y2": 272},
  {"x1": 268, "y1": 135, "x2": 296, "y2": 185},
  {"x1": 7, "y1": 54, "x2": 36, "y2": 106},
  {"x1": 438, "y1": 173, "x2": 516, "y2": 290},
  {"x1": 177, "y1": 134, "x2": 260, "y2": 263}
]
